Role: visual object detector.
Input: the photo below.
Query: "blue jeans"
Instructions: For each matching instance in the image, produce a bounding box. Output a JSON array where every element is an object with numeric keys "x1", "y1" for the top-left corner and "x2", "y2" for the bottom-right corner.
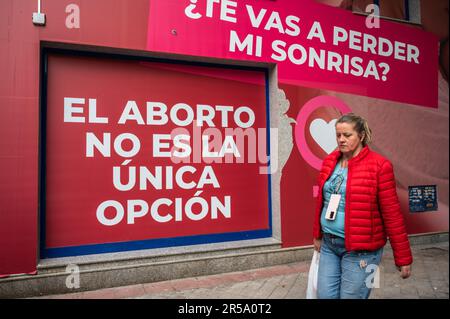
[{"x1": 317, "y1": 233, "x2": 383, "y2": 299}]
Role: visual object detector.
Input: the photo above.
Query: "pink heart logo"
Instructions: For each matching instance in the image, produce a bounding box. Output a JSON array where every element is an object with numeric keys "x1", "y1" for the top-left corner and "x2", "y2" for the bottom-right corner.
[{"x1": 295, "y1": 96, "x2": 352, "y2": 170}]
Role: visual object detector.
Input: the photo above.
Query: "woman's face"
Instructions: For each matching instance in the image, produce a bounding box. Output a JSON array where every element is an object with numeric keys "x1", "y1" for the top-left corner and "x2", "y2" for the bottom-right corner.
[{"x1": 335, "y1": 122, "x2": 364, "y2": 155}]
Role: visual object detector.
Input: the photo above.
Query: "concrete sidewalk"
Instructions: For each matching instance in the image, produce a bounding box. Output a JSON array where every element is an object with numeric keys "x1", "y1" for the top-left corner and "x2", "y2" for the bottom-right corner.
[{"x1": 34, "y1": 240, "x2": 449, "y2": 299}]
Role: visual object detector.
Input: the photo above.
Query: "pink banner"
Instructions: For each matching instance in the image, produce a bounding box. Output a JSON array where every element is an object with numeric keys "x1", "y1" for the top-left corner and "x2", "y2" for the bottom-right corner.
[{"x1": 147, "y1": 0, "x2": 438, "y2": 108}]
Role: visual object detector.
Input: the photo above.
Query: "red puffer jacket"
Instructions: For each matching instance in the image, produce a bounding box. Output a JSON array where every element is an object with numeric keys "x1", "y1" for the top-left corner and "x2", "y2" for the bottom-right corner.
[{"x1": 313, "y1": 146, "x2": 413, "y2": 267}]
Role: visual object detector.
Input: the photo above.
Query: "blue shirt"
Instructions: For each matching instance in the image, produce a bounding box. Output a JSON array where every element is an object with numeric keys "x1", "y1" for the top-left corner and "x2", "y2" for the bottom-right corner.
[{"x1": 320, "y1": 164, "x2": 348, "y2": 238}]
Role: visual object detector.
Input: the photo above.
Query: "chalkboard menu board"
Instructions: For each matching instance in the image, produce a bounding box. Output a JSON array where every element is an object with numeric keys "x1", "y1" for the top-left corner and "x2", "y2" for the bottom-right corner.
[{"x1": 408, "y1": 185, "x2": 438, "y2": 213}]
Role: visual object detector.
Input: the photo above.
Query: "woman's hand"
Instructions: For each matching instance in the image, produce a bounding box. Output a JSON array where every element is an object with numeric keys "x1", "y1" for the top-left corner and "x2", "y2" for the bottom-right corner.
[
  {"x1": 313, "y1": 238, "x2": 321, "y2": 252},
  {"x1": 397, "y1": 265, "x2": 412, "y2": 279}
]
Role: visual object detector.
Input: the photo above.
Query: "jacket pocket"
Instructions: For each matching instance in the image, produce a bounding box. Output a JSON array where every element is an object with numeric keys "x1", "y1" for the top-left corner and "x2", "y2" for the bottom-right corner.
[{"x1": 370, "y1": 210, "x2": 374, "y2": 243}]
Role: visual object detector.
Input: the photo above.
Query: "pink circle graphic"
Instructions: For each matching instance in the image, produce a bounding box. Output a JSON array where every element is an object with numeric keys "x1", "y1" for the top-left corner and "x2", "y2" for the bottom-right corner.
[{"x1": 295, "y1": 95, "x2": 352, "y2": 171}]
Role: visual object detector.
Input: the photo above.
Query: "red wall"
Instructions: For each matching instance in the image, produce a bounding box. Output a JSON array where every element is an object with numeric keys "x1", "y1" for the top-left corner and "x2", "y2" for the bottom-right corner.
[{"x1": 0, "y1": 0, "x2": 150, "y2": 276}]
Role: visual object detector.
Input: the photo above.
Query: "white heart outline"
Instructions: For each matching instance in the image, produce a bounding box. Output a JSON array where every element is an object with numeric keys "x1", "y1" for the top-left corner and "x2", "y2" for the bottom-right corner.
[{"x1": 309, "y1": 118, "x2": 338, "y2": 154}]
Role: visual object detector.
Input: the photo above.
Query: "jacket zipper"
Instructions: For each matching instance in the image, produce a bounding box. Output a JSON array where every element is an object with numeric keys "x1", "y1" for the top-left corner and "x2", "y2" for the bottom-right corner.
[{"x1": 344, "y1": 161, "x2": 351, "y2": 251}]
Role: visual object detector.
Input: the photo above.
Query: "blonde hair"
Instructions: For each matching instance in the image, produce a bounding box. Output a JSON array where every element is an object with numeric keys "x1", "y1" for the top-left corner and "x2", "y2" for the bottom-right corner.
[{"x1": 336, "y1": 113, "x2": 373, "y2": 146}]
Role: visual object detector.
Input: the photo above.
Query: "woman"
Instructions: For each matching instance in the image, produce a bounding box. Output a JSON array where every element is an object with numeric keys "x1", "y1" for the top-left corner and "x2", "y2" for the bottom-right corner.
[{"x1": 313, "y1": 113, "x2": 412, "y2": 299}]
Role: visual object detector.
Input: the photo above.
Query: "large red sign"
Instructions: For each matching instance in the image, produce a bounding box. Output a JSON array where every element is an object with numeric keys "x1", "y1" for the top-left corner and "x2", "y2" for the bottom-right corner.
[
  {"x1": 43, "y1": 52, "x2": 271, "y2": 257},
  {"x1": 147, "y1": 0, "x2": 438, "y2": 108}
]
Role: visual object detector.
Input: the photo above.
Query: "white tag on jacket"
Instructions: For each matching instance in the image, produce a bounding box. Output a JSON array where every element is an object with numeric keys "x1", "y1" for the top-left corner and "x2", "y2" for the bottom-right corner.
[{"x1": 325, "y1": 194, "x2": 341, "y2": 221}]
